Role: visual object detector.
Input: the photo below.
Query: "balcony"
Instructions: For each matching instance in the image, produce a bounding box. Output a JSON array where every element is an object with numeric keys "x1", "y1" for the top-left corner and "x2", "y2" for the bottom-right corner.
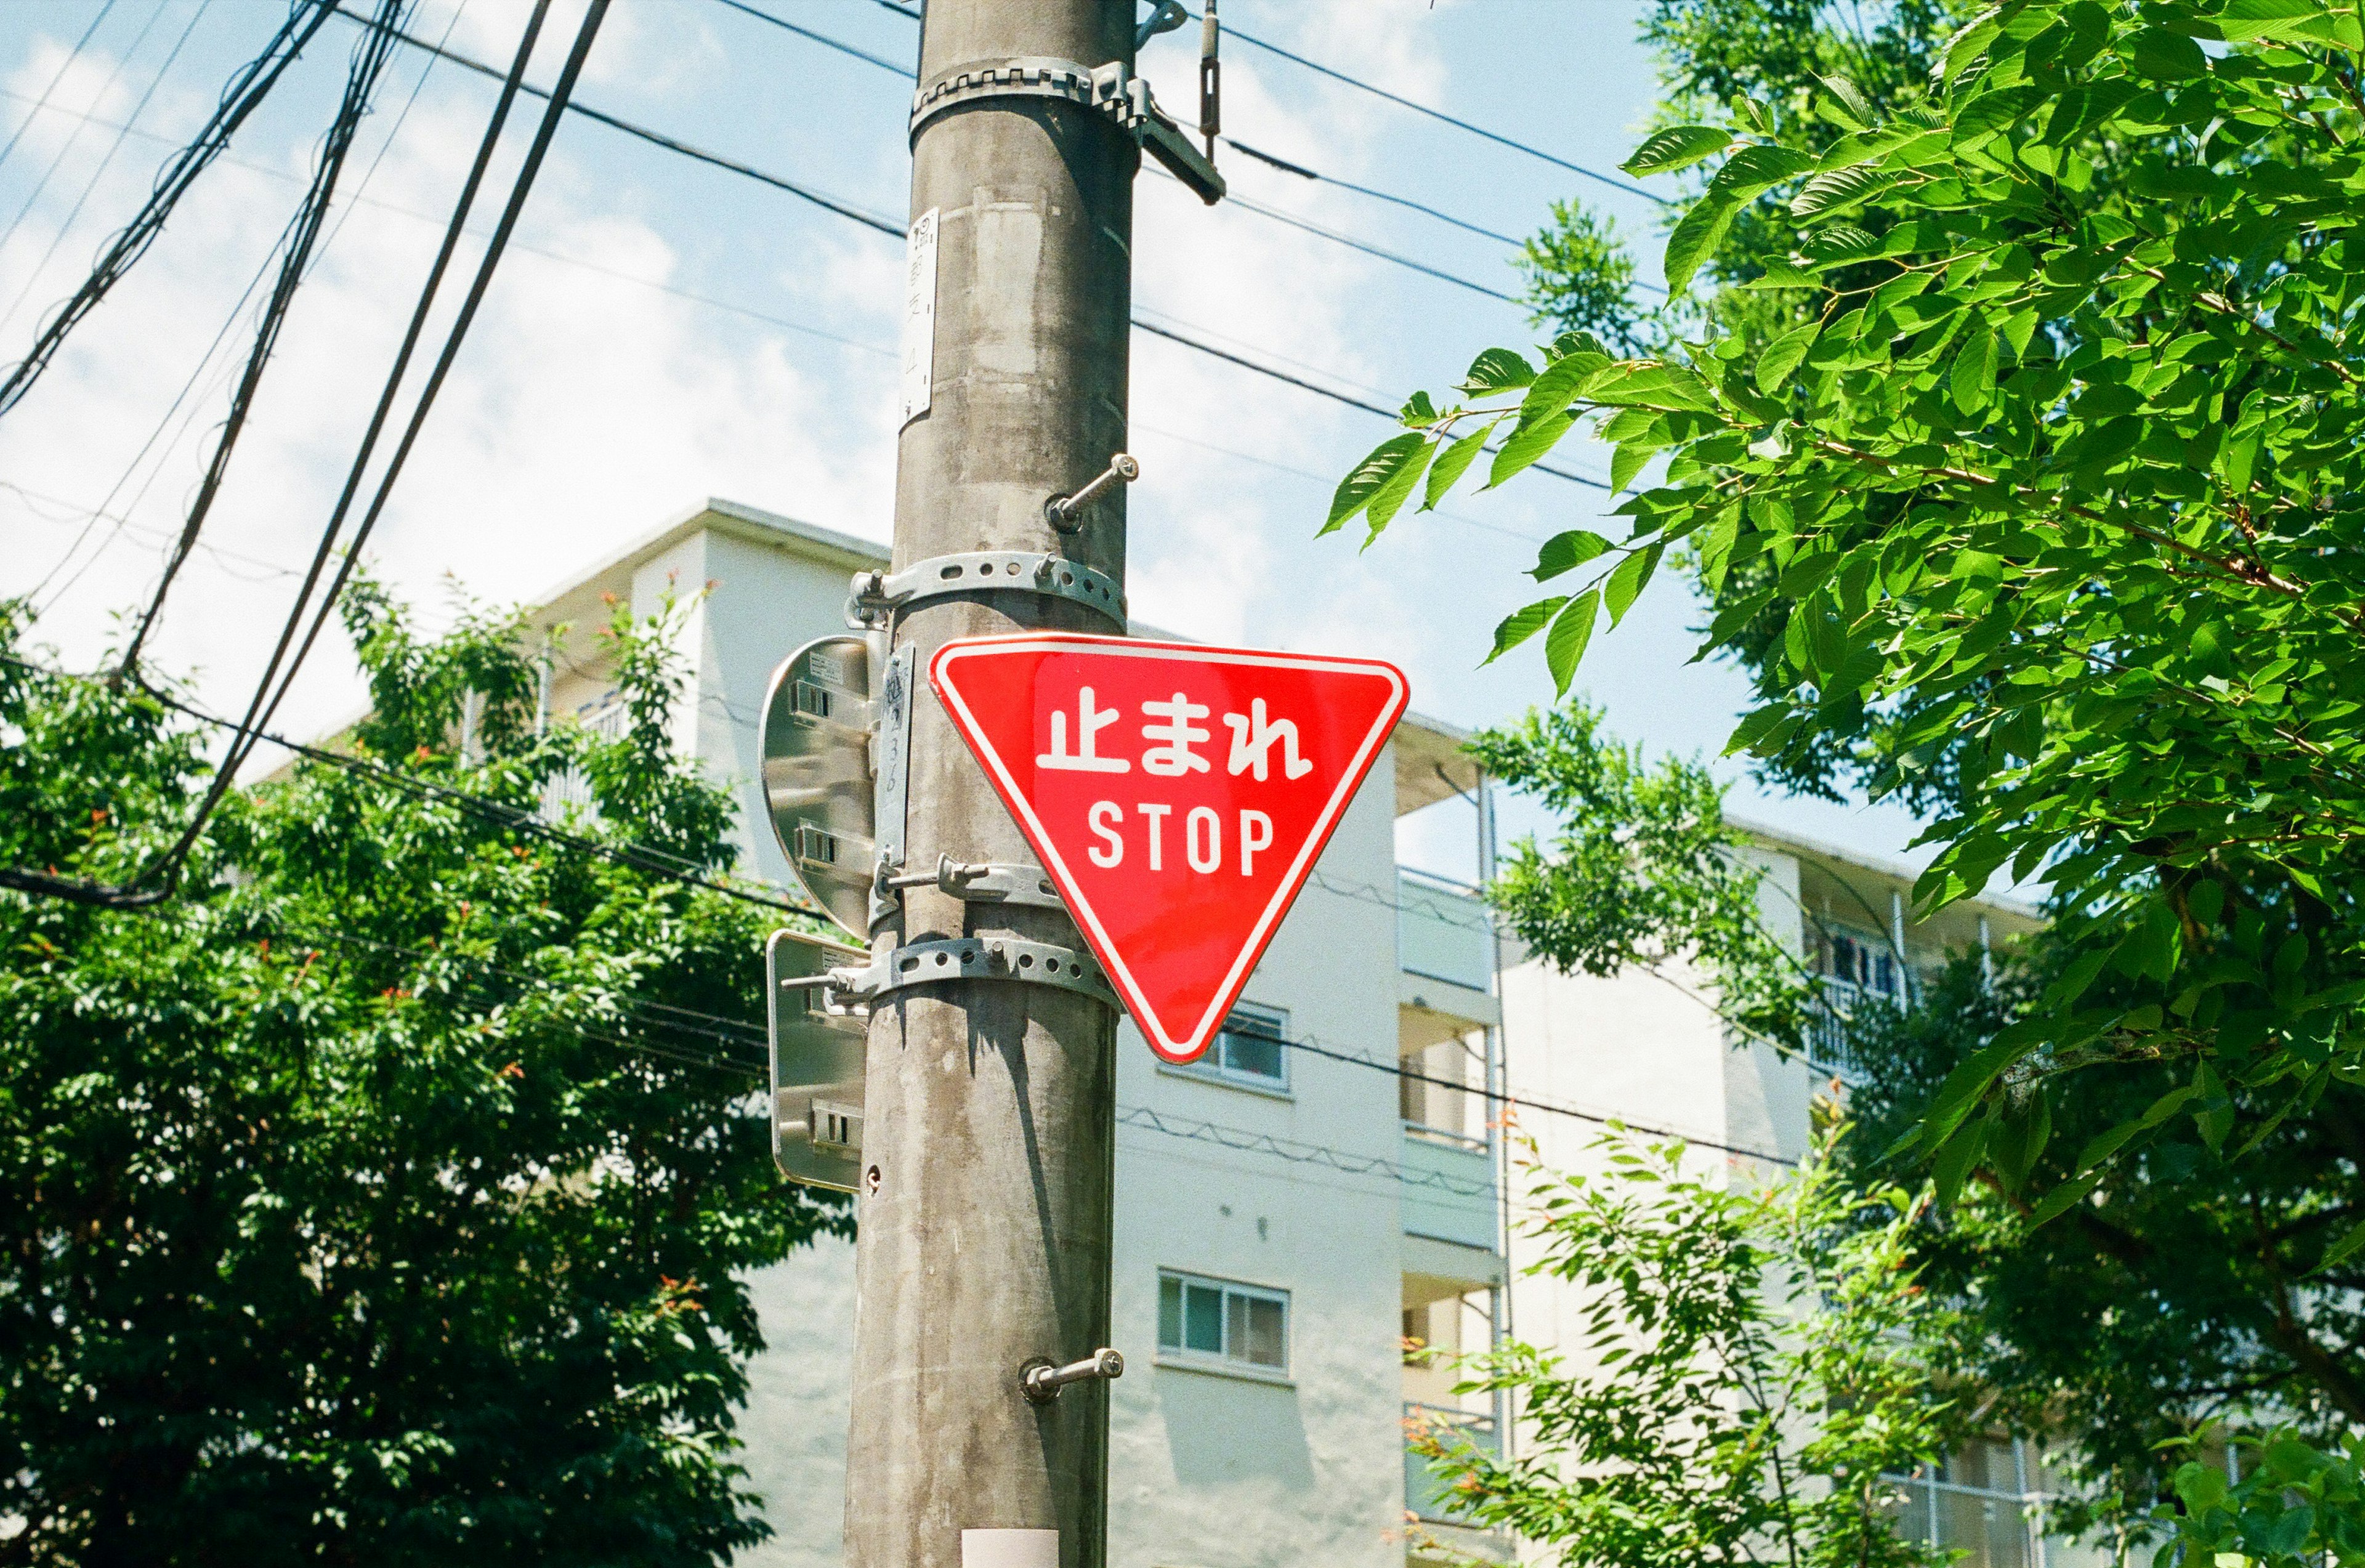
[
  {"x1": 1397, "y1": 869, "x2": 1494, "y2": 991},
  {"x1": 1404, "y1": 1402, "x2": 1499, "y2": 1524},
  {"x1": 1397, "y1": 870, "x2": 1499, "y2": 1039},
  {"x1": 1400, "y1": 1123, "x2": 1495, "y2": 1252}
]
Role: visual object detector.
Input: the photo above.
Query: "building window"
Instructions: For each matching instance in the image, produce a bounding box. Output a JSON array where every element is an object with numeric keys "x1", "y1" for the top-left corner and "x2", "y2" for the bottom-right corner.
[
  {"x1": 1157, "y1": 1271, "x2": 1288, "y2": 1373},
  {"x1": 1174, "y1": 1003, "x2": 1289, "y2": 1091}
]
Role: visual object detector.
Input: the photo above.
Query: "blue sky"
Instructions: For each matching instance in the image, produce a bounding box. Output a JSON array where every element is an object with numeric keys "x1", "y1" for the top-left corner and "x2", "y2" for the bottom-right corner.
[{"x1": 0, "y1": 0, "x2": 1933, "y2": 881}]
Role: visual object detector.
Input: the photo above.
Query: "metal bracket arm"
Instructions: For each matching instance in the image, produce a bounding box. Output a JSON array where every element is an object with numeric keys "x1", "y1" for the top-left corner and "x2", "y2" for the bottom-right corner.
[
  {"x1": 1021, "y1": 1348, "x2": 1123, "y2": 1404},
  {"x1": 846, "y1": 551, "x2": 1126, "y2": 631},
  {"x1": 881, "y1": 854, "x2": 1069, "y2": 913},
  {"x1": 839, "y1": 936, "x2": 1118, "y2": 1008},
  {"x1": 908, "y1": 55, "x2": 1225, "y2": 205}
]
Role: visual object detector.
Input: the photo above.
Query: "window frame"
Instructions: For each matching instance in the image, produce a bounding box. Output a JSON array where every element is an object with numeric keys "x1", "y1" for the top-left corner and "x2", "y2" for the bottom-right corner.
[
  {"x1": 1160, "y1": 1001, "x2": 1292, "y2": 1097},
  {"x1": 1155, "y1": 1269, "x2": 1292, "y2": 1380}
]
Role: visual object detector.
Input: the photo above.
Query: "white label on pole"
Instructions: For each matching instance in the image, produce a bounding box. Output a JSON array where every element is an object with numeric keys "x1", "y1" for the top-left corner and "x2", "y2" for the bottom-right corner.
[
  {"x1": 900, "y1": 207, "x2": 939, "y2": 427},
  {"x1": 961, "y1": 1530, "x2": 1057, "y2": 1568}
]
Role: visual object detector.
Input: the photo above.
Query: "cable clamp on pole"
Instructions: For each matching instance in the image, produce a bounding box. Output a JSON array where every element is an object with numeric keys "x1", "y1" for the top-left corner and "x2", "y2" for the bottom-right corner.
[
  {"x1": 846, "y1": 552, "x2": 1126, "y2": 632},
  {"x1": 907, "y1": 55, "x2": 1226, "y2": 204},
  {"x1": 841, "y1": 936, "x2": 1118, "y2": 1008},
  {"x1": 880, "y1": 854, "x2": 1069, "y2": 914}
]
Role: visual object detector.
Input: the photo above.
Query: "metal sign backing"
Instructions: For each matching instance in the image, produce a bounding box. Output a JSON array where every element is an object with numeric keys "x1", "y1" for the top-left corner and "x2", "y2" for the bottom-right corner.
[
  {"x1": 766, "y1": 926, "x2": 870, "y2": 1193},
  {"x1": 759, "y1": 634, "x2": 875, "y2": 937}
]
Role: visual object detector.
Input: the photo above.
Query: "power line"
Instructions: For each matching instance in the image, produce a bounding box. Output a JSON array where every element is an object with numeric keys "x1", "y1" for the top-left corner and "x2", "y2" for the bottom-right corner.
[
  {"x1": 329, "y1": 9, "x2": 1612, "y2": 491},
  {"x1": 0, "y1": 0, "x2": 168, "y2": 266},
  {"x1": 1131, "y1": 318, "x2": 1609, "y2": 490},
  {"x1": 1221, "y1": 134, "x2": 1521, "y2": 246},
  {"x1": 710, "y1": 0, "x2": 1527, "y2": 307},
  {"x1": 0, "y1": 0, "x2": 126, "y2": 181},
  {"x1": 121, "y1": 0, "x2": 411, "y2": 672},
  {"x1": 708, "y1": 0, "x2": 911, "y2": 77},
  {"x1": 0, "y1": 0, "x2": 602, "y2": 910},
  {"x1": 0, "y1": 0, "x2": 339, "y2": 421},
  {"x1": 1222, "y1": 134, "x2": 1669, "y2": 298},
  {"x1": 1278, "y1": 1033, "x2": 1797, "y2": 1168},
  {"x1": 328, "y1": 6, "x2": 907, "y2": 235},
  {"x1": 0, "y1": 649, "x2": 819, "y2": 918},
  {"x1": 1212, "y1": 183, "x2": 1515, "y2": 302},
  {"x1": 1205, "y1": 14, "x2": 1669, "y2": 207},
  {"x1": 866, "y1": 0, "x2": 1670, "y2": 206}
]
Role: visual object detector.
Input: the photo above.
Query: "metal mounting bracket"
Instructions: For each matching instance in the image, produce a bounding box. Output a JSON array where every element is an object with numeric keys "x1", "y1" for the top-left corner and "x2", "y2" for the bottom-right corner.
[
  {"x1": 1022, "y1": 1348, "x2": 1124, "y2": 1404},
  {"x1": 846, "y1": 551, "x2": 1126, "y2": 632},
  {"x1": 908, "y1": 55, "x2": 1226, "y2": 204},
  {"x1": 842, "y1": 936, "x2": 1118, "y2": 1008},
  {"x1": 882, "y1": 854, "x2": 1069, "y2": 914}
]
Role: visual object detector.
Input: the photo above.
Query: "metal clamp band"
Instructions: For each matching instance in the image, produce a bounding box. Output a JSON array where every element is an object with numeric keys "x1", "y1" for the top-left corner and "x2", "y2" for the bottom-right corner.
[
  {"x1": 882, "y1": 854, "x2": 1069, "y2": 914},
  {"x1": 846, "y1": 552, "x2": 1126, "y2": 630},
  {"x1": 907, "y1": 55, "x2": 1224, "y2": 204},
  {"x1": 849, "y1": 936, "x2": 1118, "y2": 1008}
]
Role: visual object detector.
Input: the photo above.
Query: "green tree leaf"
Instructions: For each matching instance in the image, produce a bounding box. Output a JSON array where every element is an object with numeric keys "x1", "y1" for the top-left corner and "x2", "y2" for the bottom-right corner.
[
  {"x1": 1604, "y1": 543, "x2": 1664, "y2": 628},
  {"x1": 1620, "y1": 123, "x2": 1732, "y2": 175},
  {"x1": 1664, "y1": 197, "x2": 1739, "y2": 294},
  {"x1": 1488, "y1": 411, "x2": 1577, "y2": 489},
  {"x1": 1546, "y1": 589, "x2": 1601, "y2": 695},
  {"x1": 1324, "y1": 433, "x2": 1427, "y2": 536},
  {"x1": 1423, "y1": 429, "x2": 1489, "y2": 511},
  {"x1": 1757, "y1": 321, "x2": 1821, "y2": 394},
  {"x1": 1484, "y1": 596, "x2": 1569, "y2": 665},
  {"x1": 1531, "y1": 528, "x2": 1613, "y2": 583}
]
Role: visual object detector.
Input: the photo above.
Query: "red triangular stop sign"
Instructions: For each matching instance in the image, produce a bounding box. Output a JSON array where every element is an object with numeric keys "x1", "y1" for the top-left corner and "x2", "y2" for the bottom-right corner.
[{"x1": 930, "y1": 632, "x2": 1409, "y2": 1062}]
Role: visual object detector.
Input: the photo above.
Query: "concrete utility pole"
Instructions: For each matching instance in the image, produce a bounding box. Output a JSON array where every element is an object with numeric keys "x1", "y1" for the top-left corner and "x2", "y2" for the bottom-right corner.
[{"x1": 844, "y1": 4, "x2": 1138, "y2": 1567}]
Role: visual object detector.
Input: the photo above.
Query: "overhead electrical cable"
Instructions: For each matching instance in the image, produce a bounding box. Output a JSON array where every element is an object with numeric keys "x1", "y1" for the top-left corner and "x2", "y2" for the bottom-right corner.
[
  {"x1": 1185, "y1": 10, "x2": 1669, "y2": 206},
  {"x1": 0, "y1": 0, "x2": 168, "y2": 264},
  {"x1": 0, "y1": 650, "x2": 818, "y2": 917},
  {"x1": 707, "y1": 0, "x2": 912, "y2": 76},
  {"x1": 0, "y1": 0, "x2": 127, "y2": 180},
  {"x1": 326, "y1": 6, "x2": 904, "y2": 234},
  {"x1": 25, "y1": 226, "x2": 286, "y2": 612},
  {"x1": 232, "y1": 0, "x2": 615, "y2": 796},
  {"x1": 0, "y1": 0, "x2": 341, "y2": 421},
  {"x1": 707, "y1": 0, "x2": 1529, "y2": 306},
  {"x1": 120, "y1": 0, "x2": 413, "y2": 673},
  {"x1": 1130, "y1": 318, "x2": 1607, "y2": 489},
  {"x1": 862, "y1": 0, "x2": 1668, "y2": 205},
  {"x1": 309, "y1": 0, "x2": 472, "y2": 269},
  {"x1": 0, "y1": 0, "x2": 208, "y2": 342},
  {"x1": 337, "y1": 9, "x2": 1609, "y2": 489},
  {"x1": 1221, "y1": 135, "x2": 1520, "y2": 246},
  {"x1": 0, "y1": 0, "x2": 597, "y2": 909}
]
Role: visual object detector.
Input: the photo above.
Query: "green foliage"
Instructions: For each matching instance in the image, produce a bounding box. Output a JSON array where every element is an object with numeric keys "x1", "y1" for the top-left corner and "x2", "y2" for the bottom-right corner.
[
  {"x1": 1842, "y1": 950, "x2": 2365, "y2": 1520},
  {"x1": 1470, "y1": 703, "x2": 1812, "y2": 1052},
  {"x1": 0, "y1": 588, "x2": 841, "y2": 1563},
  {"x1": 2161, "y1": 1430, "x2": 2365, "y2": 1568},
  {"x1": 1518, "y1": 199, "x2": 1649, "y2": 355},
  {"x1": 1337, "y1": 0, "x2": 2365, "y2": 1226},
  {"x1": 1419, "y1": 1128, "x2": 1959, "y2": 1568}
]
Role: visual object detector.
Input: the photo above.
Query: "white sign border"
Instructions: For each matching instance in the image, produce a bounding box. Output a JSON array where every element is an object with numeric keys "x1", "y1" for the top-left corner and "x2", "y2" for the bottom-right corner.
[{"x1": 931, "y1": 632, "x2": 1409, "y2": 1063}]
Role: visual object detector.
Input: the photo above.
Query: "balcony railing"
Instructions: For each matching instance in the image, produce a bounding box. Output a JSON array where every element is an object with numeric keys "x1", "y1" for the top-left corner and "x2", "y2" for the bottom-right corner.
[
  {"x1": 1400, "y1": 1125, "x2": 1496, "y2": 1251},
  {"x1": 1397, "y1": 868, "x2": 1494, "y2": 992},
  {"x1": 1404, "y1": 1402, "x2": 1499, "y2": 1524}
]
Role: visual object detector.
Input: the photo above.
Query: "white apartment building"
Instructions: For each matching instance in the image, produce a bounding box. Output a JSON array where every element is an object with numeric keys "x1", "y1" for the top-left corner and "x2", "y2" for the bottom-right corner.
[{"x1": 525, "y1": 496, "x2": 2077, "y2": 1568}]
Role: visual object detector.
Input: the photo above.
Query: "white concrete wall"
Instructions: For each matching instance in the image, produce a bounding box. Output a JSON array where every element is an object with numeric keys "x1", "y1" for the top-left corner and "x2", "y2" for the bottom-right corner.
[
  {"x1": 1107, "y1": 747, "x2": 1413, "y2": 1568},
  {"x1": 620, "y1": 515, "x2": 1421, "y2": 1568}
]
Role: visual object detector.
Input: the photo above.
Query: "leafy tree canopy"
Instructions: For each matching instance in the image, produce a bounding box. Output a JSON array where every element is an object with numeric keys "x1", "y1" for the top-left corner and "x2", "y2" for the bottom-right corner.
[
  {"x1": 1422, "y1": 1128, "x2": 1963, "y2": 1568},
  {"x1": 1843, "y1": 948, "x2": 2365, "y2": 1519},
  {"x1": 0, "y1": 585, "x2": 839, "y2": 1564},
  {"x1": 1330, "y1": 0, "x2": 2365, "y2": 1275}
]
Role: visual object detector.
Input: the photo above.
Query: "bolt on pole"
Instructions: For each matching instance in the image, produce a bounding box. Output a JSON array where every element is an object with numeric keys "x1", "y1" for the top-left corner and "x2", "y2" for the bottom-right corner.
[{"x1": 842, "y1": 4, "x2": 1136, "y2": 1568}]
